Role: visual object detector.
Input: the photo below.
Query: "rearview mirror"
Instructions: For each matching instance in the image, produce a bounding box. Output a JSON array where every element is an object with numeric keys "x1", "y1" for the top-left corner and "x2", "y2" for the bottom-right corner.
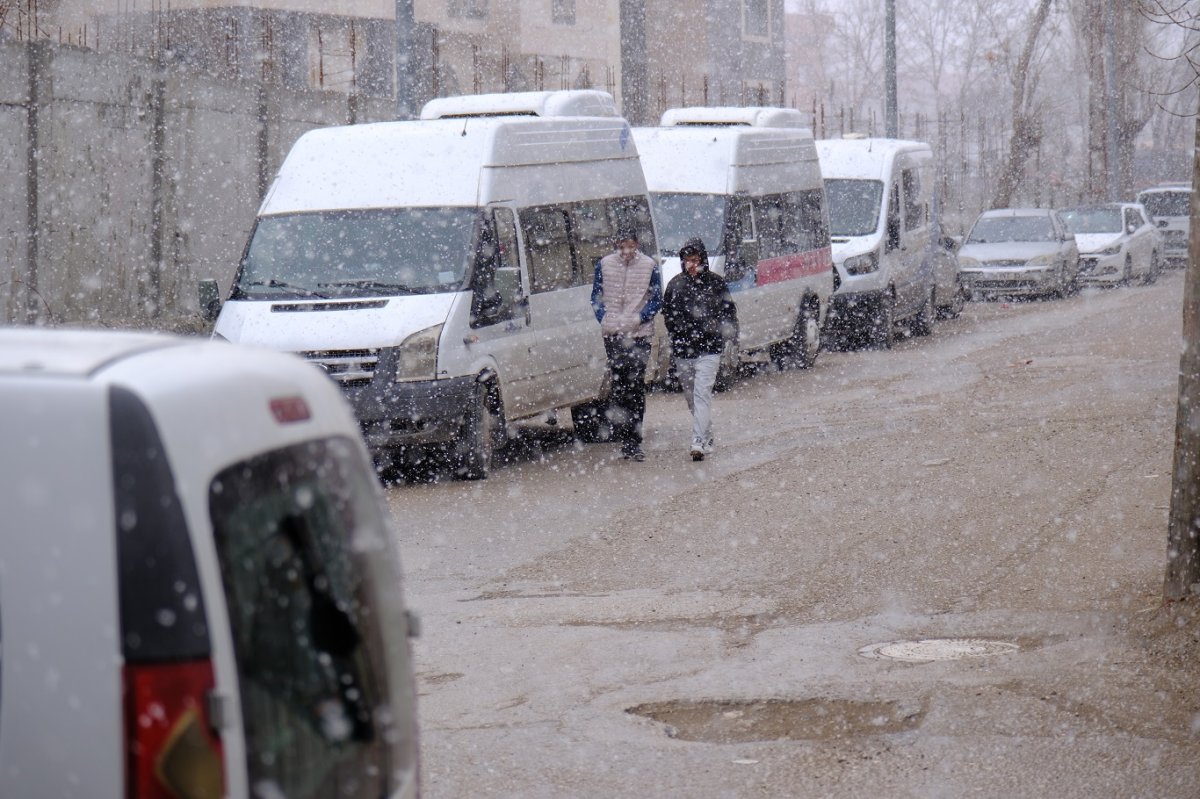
[{"x1": 198, "y1": 279, "x2": 222, "y2": 322}]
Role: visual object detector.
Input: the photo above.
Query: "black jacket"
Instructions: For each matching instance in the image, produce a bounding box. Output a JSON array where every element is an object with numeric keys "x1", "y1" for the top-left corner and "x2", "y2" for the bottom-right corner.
[{"x1": 662, "y1": 268, "x2": 739, "y2": 359}]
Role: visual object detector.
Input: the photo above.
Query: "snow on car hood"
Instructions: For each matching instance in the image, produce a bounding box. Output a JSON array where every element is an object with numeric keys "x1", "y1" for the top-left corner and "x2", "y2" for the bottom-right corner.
[
  {"x1": 1072, "y1": 233, "x2": 1123, "y2": 254},
  {"x1": 957, "y1": 241, "x2": 1061, "y2": 263}
]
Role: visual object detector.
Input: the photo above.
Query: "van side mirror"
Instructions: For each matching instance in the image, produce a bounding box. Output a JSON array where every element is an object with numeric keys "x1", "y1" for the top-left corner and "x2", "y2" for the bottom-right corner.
[{"x1": 198, "y1": 279, "x2": 222, "y2": 322}]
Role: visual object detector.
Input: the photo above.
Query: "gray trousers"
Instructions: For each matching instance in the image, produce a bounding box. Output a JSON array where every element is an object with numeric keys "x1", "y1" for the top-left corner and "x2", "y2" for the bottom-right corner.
[{"x1": 674, "y1": 353, "x2": 720, "y2": 447}]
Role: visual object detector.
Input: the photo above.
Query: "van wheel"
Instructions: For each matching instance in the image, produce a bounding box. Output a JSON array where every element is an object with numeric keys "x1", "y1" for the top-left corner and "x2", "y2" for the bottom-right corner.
[
  {"x1": 771, "y1": 301, "x2": 820, "y2": 370},
  {"x1": 911, "y1": 286, "x2": 935, "y2": 337},
  {"x1": 571, "y1": 400, "x2": 612, "y2": 443},
  {"x1": 455, "y1": 381, "x2": 504, "y2": 480},
  {"x1": 868, "y1": 291, "x2": 895, "y2": 350},
  {"x1": 714, "y1": 337, "x2": 740, "y2": 392}
]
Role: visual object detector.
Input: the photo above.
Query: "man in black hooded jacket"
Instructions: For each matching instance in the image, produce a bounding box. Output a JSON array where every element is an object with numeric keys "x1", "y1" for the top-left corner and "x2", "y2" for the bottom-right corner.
[{"x1": 662, "y1": 237, "x2": 739, "y2": 461}]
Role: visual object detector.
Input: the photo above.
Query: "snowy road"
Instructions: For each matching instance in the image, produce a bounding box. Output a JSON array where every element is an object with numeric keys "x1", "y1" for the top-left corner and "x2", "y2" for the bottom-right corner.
[{"x1": 386, "y1": 271, "x2": 1200, "y2": 798}]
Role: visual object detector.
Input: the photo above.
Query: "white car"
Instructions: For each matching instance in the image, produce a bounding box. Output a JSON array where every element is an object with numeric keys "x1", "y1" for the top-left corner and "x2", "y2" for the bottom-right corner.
[
  {"x1": 957, "y1": 208, "x2": 1080, "y2": 299},
  {"x1": 1058, "y1": 203, "x2": 1161, "y2": 285},
  {"x1": 0, "y1": 329, "x2": 419, "y2": 799}
]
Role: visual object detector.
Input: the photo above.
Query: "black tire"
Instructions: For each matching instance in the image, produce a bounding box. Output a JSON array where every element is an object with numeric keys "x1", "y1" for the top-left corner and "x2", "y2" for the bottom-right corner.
[
  {"x1": 454, "y1": 381, "x2": 504, "y2": 480},
  {"x1": 571, "y1": 400, "x2": 612, "y2": 443},
  {"x1": 770, "y1": 300, "x2": 821, "y2": 370},
  {"x1": 868, "y1": 291, "x2": 895, "y2": 350},
  {"x1": 911, "y1": 286, "x2": 935, "y2": 337},
  {"x1": 937, "y1": 278, "x2": 966, "y2": 320},
  {"x1": 713, "y1": 337, "x2": 740, "y2": 392}
]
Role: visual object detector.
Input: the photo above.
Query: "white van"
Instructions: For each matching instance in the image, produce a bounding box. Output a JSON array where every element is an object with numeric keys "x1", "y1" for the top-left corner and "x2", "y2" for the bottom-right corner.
[
  {"x1": 816, "y1": 137, "x2": 938, "y2": 348},
  {"x1": 0, "y1": 328, "x2": 418, "y2": 799},
  {"x1": 634, "y1": 107, "x2": 834, "y2": 385},
  {"x1": 1136, "y1": 183, "x2": 1192, "y2": 266},
  {"x1": 208, "y1": 90, "x2": 656, "y2": 477}
]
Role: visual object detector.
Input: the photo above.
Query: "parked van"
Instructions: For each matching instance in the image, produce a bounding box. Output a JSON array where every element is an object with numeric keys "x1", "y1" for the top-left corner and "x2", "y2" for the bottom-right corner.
[
  {"x1": 816, "y1": 137, "x2": 937, "y2": 348},
  {"x1": 0, "y1": 328, "x2": 418, "y2": 799},
  {"x1": 1136, "y1": 183, "x2": 1192, "y2": 266},
  {"x1": 207, "y1": 90, "x2": 656, "y2": 477},
  {"x1": 634, "y1": 107, "x2": 833, "y2": 385}
]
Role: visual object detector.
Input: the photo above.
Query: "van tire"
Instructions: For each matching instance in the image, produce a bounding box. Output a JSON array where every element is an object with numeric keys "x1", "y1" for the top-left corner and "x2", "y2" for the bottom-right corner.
[
  {"x1": 455, "y1": 381, "x2": 504, "y2": 480},
  {"x1": 714, "y1": 337, "x2": 740, "y2": 392},
  {"x1": 771, "y1": 300, "x2": 820, "y2": 370},
  {"x1": 868, "y1": 291, "x2": 895, "y2": 350},
  {"x1": 571, "y1": 400, "x2": 612, "y2": 443},
  {"x1": 911, "y1": 286, "x2": 935, "y2": 337}
]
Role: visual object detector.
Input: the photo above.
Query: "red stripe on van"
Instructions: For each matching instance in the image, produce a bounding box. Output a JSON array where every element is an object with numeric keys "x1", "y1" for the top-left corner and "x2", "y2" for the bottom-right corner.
[{"x1": 756, "y1": 247, "x2": 833, "y2": 286}]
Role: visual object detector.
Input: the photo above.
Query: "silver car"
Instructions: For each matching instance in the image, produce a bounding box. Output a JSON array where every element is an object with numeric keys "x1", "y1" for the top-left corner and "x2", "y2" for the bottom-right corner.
[
  {"x1": 1058, "y1": 203, "x2": 1162, "y2": 285},
  {"x1": 958, "y1": 208, "x2": 1080, "y2": 299}
]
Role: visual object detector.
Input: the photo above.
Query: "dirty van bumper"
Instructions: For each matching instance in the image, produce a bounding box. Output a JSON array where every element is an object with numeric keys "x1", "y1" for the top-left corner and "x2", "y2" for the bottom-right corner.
[
  {"x1": 824, "y1": 289, "x2": 886, "y2": 335},
  {"x1": 343, "y1": 374, "x2": 477, "y2": 453}
]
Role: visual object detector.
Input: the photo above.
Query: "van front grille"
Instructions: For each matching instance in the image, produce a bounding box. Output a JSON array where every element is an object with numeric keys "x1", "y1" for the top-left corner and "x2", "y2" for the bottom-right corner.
[{"x1": 301, "y1": 349, "x2": 379, "y2": 386}]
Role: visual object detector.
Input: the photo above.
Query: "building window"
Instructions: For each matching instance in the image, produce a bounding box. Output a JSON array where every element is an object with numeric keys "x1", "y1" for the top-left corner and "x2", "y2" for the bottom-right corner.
[
  {"x1": 449, "y1": 0, "x2": 488, "y2": 19},
  {"x1": 741, "y1": 0, "x2": 770, "y2": 40},
  {"x1": 552, "y1": 0, "x2": 576, "y2": 25}
]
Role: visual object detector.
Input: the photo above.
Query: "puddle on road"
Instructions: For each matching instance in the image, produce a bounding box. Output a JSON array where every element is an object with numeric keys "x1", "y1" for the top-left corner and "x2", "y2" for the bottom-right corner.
[{"x1": 627, "y1": 698, "x2": 925, "y2": 743}]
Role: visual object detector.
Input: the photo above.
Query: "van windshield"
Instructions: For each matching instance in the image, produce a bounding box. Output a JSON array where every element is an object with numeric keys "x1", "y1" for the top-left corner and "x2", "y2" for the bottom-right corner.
[
  {"x1": 235, "y1": 208, "x2": 478, "y2": 299},
  {"x1": 824, "y1": 179, "x2": 884, "y2": 237},
  {"x1": 1138, "y1": 191, "x2": 1190, "y2": 218},
  {"x1": 1059, "y1": 208, "x2": 1121, "y2": 234},
  {"x1": 967, "y1": 216, "x2": 1057, "y2": 243},
  {"x1": 650, "y1": 193, "x2": 727, "y2": 256}
]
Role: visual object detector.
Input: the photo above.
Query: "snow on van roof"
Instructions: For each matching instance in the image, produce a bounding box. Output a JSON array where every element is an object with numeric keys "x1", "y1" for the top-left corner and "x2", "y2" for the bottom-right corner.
[
  {"x1": 0, "y1": 328, "x2": 174, "y2": 377},
  {"x1": 421, "y1": 90, "x2": 619, "y2": 120},
  {"x1": 815, "y1": 137, "x2": 932, "y2": 181},
  {"x1": 261, "y1": 114, "x2": 638, "y2": 213},
  {"x1": 634, "y1": 125, "x2": 819, "y2": 195},
  {"x1": 660, "y1": 106, "x2": 809, "y2": 130}
]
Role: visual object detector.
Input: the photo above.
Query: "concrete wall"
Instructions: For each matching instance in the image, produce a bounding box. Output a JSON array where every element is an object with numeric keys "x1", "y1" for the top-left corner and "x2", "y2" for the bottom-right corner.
[{"x1": 0, "y1": 39, "x2": 393, "y2": 328}]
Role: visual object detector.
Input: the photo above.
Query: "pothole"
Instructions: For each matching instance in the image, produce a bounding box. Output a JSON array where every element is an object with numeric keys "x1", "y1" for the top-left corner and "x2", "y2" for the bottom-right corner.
[
  {"x1": 627, "y1": 698, "x2": 925, "y2": 743},
  {"x1": 858, "y1": 638, "x2": 1020, "y2": 663}
]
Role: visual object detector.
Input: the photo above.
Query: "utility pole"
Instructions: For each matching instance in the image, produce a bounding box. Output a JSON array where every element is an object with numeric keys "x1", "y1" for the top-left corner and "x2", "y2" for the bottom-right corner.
[
  {"x1": 884, "y1": 0, "x2": 897, "y2": 138},
  {"x1": 1164, "y1": 112, "x2": 1200, "y2": 600}
]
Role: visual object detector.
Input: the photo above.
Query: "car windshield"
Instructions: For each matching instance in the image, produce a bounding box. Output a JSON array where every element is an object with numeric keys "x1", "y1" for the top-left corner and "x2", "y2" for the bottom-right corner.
[
  {"x1": 1138, "y1": 191, "x2": 1190, "y2": 218},
  {"x1": 1059, "y1": 208, "x2": 1122, "y2": 234},
  {"x1": 967, "y1": 215, "x2": 1057, "y2": 244},
  {"x1": 235, "y1": 207, "x2": 478, "y2": 299},
  {"x1": 650, "y1": 193, "x2": 727, "y2": 257},
  {"x1": 824, "y1": 179, "x2": 884, "y2": 237}
]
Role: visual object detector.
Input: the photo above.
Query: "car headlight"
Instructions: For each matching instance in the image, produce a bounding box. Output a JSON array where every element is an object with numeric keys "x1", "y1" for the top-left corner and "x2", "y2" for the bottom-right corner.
[
  {"x1": 842, "y1": 252, "x2": 879, "y2": 275},
  {"x1": 394, "y1": 324, "x2": 443, "y2": 382},
  {"x1": 1097, "y1": 244, "x2": 1122, "y2": 256},
  {"x1": 1026, "y1": 253, "x2": 1058, "y2": 266}
]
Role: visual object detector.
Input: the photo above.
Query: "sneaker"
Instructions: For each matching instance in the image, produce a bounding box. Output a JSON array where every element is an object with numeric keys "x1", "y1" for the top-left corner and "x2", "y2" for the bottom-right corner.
[
  {"x1": 690, "y1": 441, "x2": 704, "y2": 461},
  {"x1": 702, "y1": 438, "x2": 715, "y2": 456},
  {"x1": 623, "y1": 446, "x2": 645, "y2": 461},
  {"x1": 631, "y1": 449, "x2": 646, "y2": 462}
]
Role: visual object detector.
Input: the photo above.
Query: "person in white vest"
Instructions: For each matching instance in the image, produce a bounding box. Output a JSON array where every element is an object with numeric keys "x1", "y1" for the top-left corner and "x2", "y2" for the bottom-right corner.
[{"x1": 590, "y1": 229, "x2": 662, "y2": 461}]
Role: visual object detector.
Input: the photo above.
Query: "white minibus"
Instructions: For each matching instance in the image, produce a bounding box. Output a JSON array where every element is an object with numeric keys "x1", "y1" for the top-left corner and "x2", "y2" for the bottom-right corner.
[
  {"x1": 816, "y1": 137, "x2": 938, "y2": 348},
  {"x1": 208, "y1": 90, "x2": 656, "y2": 478},
  {"x1": 633, "y1": 106, "x2": 834, "y2": 386},
  {"x1": 0, "y1": 328, "x2": 419, "y2": 799},
  {"x1": 1136, "y1": 183, "x2": 1192, "y2": 266}
]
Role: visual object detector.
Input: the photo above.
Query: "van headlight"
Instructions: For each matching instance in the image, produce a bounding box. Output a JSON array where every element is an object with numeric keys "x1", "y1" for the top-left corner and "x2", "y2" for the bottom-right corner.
[
  {"x1": 394, "y1": 324, "x2": 442, "y2": 382},
  {"x1": 1026, "y1": 254, "x2": 1057, "y2": 267},
  {"x1": 842, "y1": 252, "x2": 879, "y2": 275}
]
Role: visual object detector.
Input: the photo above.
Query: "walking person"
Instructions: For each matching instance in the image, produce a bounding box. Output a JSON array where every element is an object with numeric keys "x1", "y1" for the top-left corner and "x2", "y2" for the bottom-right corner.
[
  {"x1": 662, "y1": 237, "x2": 738, "y2": 462},
  {"x1": 591, "y1": 229, "x2": 662, "y2": 461}
]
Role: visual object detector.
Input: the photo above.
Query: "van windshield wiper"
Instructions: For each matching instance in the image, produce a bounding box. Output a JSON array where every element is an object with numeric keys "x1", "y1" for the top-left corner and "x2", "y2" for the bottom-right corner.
[
  {"x1": 243, "y1": 279, "x2": 329, "y2": 299},
  {"x1": 319, "y1": 279, "x2": 424, "y2": 295}
]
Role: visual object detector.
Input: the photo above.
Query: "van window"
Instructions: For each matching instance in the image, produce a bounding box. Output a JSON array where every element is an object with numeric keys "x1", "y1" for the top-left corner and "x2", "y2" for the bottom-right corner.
[
  {"x1": 724, "y1": 200, "x2": 757, "y2": 281},
  {"x1": 469, "y1": 209, "x2": 523, "y2": 328},
  {"x1": 571, "y1": 199, "x2": 617, "y2": 275},
  {"x1": 609, "y1": 195, "x2": 658, "y2": 257},
  {"x1": 649, "y1": 193, "x2": 726, "y2": 257},
  {"x1": 236, "y1": 208, "x2": 476, "y2": 300},
  {"x1": 754, "y1": 195, "x2": 788, "y2": 260},
  {"x1": 793, "y1": 189, "x2": 830, "y2": 251},
  {"x1": 902, "y1": 169, "x2": 925, "y2": 231},
  {"x1": 209, "y1": 436, "x2": 397, "y2": 798},
  {"x1": 523, "y1": 206, "x2": 578, "y2": 293},
  {"x1": 886, "y1": 184, "x2": 902, "y2": 251},
  {"x1": 1139, "y1": 190, "x2": 1190, "y2": 218},
  {"x1": 824, "y1": 179, "x2": 884, "y2": 237}
]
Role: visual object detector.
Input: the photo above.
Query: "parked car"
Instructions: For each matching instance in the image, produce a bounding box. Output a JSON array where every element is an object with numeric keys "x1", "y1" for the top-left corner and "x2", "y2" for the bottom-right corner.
[
  {"x1": 0, "y1": 328, "x2": 419, "y2": 799},
  {"x1": 930, "y1": 225, "x2": 967, "y2": 318},
  {"x1": 957, "y1": 208, "x2": 1080, "y2": 299},
  {"x1": 817, "y1": 137, "x2": 938, "y2": 348},
  {"x1": 1136, "y1": 183, "x2": 1191, "y2": 267},
  {"x1": 1058, "y1": 203, "x2": 1161, "y2": 285}
]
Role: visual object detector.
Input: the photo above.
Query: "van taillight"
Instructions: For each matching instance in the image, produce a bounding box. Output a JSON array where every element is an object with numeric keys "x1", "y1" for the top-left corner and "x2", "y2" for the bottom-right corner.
[{"x1": 124, "y1": 660, "x2": 225, "y2": 799}]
